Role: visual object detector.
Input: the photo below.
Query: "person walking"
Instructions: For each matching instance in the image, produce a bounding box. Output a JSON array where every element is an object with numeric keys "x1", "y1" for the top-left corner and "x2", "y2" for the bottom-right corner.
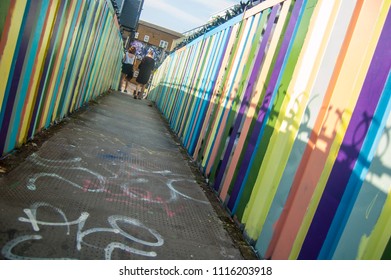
[
  {"x1": 120, "y1": 46, "x2": 136, "y2": 92},
  {"x1": 134, "y1": 49, "x2": 155, "y2": 99}
]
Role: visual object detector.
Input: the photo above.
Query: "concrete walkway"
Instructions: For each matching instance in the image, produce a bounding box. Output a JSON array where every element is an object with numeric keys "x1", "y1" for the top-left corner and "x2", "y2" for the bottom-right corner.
[{"x1": 0, "y1": 90, "x2": 256, "y2": 260}]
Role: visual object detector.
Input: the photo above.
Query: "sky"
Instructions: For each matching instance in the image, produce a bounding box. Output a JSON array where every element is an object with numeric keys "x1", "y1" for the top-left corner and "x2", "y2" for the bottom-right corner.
[{"x1": 139, "y1": 0, "x2": 240, "y2": 33}]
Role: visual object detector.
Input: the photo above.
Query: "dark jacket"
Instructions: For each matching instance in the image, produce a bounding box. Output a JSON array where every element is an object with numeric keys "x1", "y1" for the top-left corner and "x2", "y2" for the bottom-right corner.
[{"x1": 136, "y1": 56, "x2": 155, "y2": 85}]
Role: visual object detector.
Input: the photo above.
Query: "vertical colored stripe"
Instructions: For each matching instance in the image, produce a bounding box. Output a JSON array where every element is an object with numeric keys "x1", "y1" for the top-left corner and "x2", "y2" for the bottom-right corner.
[
  {"x1": 227, "y1": 0, "x2": 305, "y2": 213},
  {"x1": 0, "y1": 0, "x2": 28, "y2": 111},
  {"x1": 5, "y1": 0, "x2": 51, "y2": 153},
  {"x1": 257, "y1": 0, "x2": 354, "y2": 258}
]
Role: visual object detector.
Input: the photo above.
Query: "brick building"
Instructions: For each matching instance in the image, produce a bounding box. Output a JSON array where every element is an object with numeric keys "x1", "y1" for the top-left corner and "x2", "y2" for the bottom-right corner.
[
  {"x1": 130, "y1": 20, "x2": 183, "y2": 70},
  {"x1": 135, "y1": 20, "x2": 183, "y2": 51}
]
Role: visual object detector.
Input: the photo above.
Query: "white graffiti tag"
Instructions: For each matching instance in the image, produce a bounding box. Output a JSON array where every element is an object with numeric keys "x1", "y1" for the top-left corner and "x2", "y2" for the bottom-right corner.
[
  {"x1": 1, "y1": 202, "x2": 164, "y2": 260},
  {"x1": 25, "y1": 154, "x2": 208, "y2": 218}
]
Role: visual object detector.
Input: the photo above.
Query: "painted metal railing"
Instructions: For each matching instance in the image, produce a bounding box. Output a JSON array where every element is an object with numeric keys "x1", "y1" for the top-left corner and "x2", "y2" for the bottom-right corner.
[
  {"x1": 0, "y1": 0, "x2": 123, "y2": 155},
  {"x1": 148, "y1": 0, "x2": 391, "y2": 260}
]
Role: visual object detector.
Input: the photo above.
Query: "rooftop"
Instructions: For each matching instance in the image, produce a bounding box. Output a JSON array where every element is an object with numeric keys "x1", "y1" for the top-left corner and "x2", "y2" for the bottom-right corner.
[{"x1": 138, "y1": 20, "x2": 184, "y2": 38}]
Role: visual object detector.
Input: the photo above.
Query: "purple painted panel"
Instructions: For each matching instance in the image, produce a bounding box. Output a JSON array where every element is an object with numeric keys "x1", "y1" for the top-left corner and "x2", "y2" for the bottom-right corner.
[
  {"x1": 214, "y1": 5, "x2": 279, "y2": 192},
  {"x1": 298, "y1": 9, "x2": 391, "y2": 260},
  {"x1": 227, "y1": 0, "x2": 304, "y2": 210},
  {"x1": 0, "y1": 2, "x2": 35, "y2": 152}
]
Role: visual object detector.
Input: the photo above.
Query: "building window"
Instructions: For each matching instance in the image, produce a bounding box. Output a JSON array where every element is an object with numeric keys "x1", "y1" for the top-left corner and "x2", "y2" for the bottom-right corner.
[
  {"x1": 159, "y1": 40, "x2": 169, "y2": 49},
  {"x1": 134, "y1": 32, "x2": 139, "y2": 39},
  {"x1": 144, "y1": 35, "x2": 149, "y2": 42}
]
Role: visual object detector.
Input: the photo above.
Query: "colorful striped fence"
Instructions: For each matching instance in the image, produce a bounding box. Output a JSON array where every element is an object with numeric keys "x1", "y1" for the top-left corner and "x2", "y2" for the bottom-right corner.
[
  {"x1": 148, "y1": 0, "x2": 391, "y2": 260},
  {"x1": 0, "y1": 0, "x2": 123, "y2": 156}
]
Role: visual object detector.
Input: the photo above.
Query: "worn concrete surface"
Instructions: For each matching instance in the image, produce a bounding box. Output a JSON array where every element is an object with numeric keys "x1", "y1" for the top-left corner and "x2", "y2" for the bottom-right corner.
[{"x1": 0, "y1": 90, "x2": 257, "y2": 260}]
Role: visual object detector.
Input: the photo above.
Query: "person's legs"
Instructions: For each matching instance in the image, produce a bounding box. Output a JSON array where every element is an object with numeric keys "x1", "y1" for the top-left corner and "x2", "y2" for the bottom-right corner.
[
  {"x1": 121, "y1": 64, "x2": 133, "y2": 92},
  {"x1": 119, "y1": 73, "x2": 126, "y2": 91},
  {"x1": 124, "y1": 77, "x2": 129, "y2": 92},
  {"x1": 134, "y1": 83, "x2": 139, "y2": 99},
  {"x1": 133, "y1": 82, "x2": 143, "y2": 99},
  {"x1": 125, "y1": 70, "x2": 133, "y2": 93},
  {"x1": 136, "y1": 84, "x2": 145, "y2": 99}
]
